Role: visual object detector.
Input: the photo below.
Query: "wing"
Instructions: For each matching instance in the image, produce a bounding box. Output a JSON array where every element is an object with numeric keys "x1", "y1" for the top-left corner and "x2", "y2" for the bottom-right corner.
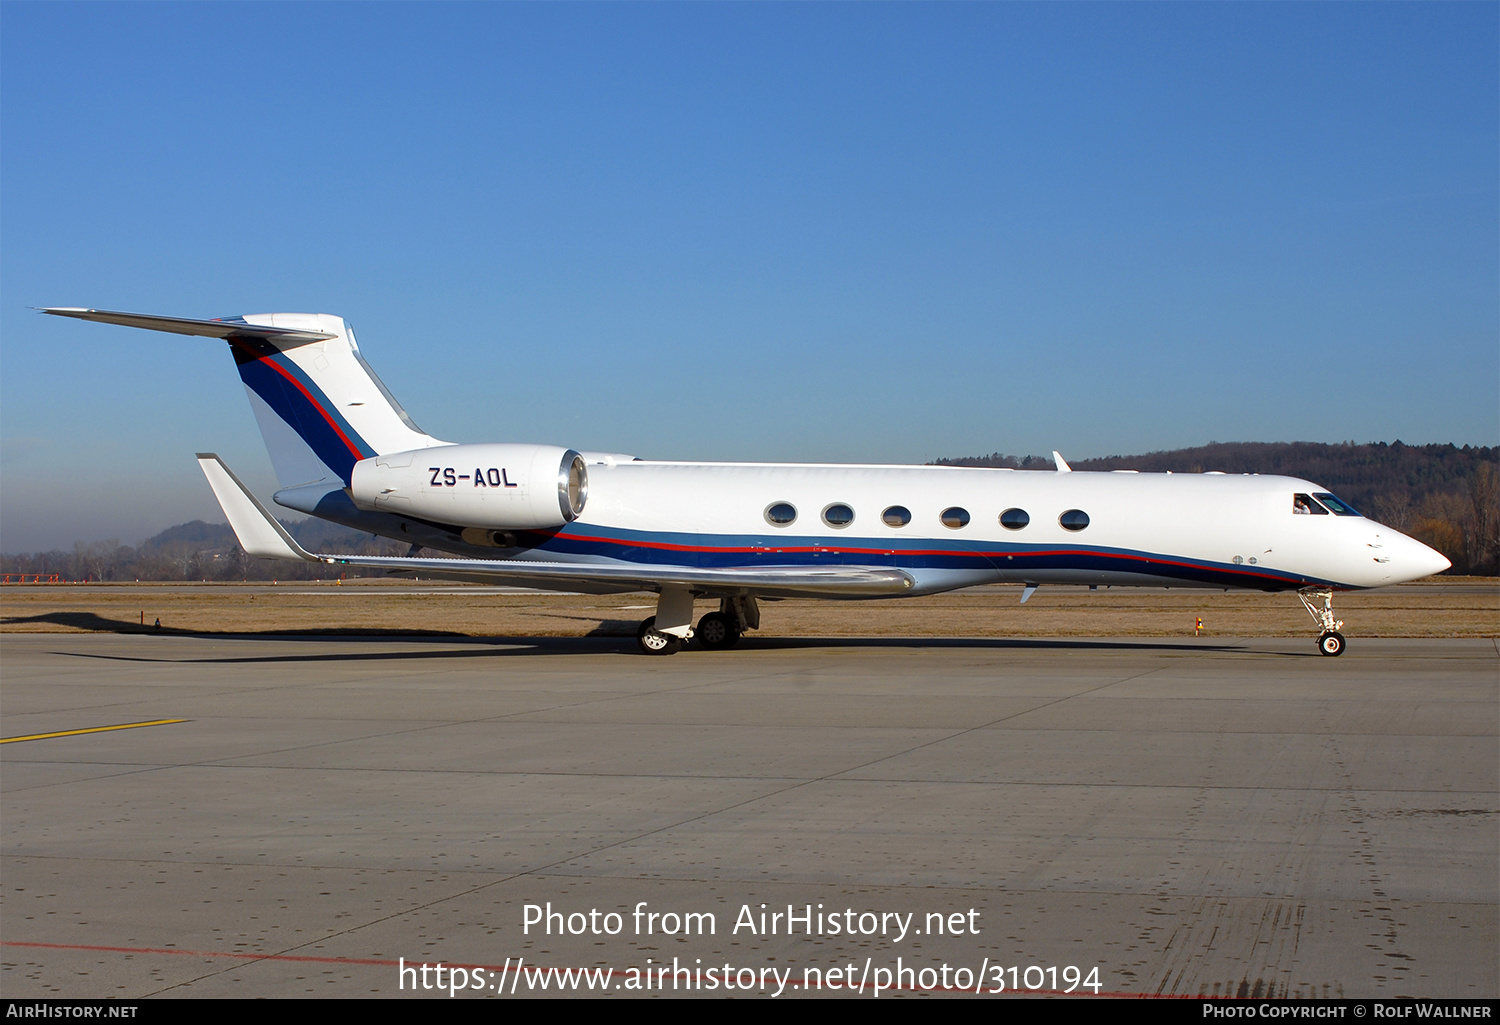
[{"x1": 197, "y1": 455, "x2": 914, "y2": 598}]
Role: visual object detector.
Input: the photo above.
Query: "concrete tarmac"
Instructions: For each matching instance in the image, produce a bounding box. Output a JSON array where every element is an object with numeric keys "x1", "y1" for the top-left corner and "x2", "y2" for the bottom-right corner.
[{"x1": 2, "y1": 633, "x2": 1495, "y2": 999}]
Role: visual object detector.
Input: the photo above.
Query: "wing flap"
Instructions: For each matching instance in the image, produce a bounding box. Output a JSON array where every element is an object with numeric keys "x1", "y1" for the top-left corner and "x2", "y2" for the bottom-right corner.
[{"x1": 322, "y1": 554, "x2": 914, "y2": 596}]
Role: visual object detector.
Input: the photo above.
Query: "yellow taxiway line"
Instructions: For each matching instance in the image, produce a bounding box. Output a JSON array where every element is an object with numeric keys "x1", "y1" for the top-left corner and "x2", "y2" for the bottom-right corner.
[{"x1": 1, "y1": 719, "x2": 188, "y2": 744}]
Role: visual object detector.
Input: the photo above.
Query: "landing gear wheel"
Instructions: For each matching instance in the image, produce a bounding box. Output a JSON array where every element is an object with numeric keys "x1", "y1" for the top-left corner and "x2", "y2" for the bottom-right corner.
[
  {"x1": 1299, "y1": 589, "x2": 1347, "y2": 659},
  {"x1": 695, "y1": 611, "x2": 741, "y2": 650},
  {"x1": 637, "y1": 616, "x2": 683, "y2": 656}
]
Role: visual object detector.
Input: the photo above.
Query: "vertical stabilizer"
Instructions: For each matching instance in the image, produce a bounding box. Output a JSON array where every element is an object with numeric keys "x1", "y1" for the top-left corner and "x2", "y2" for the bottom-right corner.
[
  {"x1": 222, "y1": 314, "x2": 447, "y2": 489},
  {"x1": 38, "y1": 307, "x2": 450, "y2": 491}
]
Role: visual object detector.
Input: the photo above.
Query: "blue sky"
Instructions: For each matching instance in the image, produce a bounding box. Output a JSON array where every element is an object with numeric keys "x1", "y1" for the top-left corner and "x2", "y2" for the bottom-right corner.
[{"x1": 3, "y1": 2, "x2": 1496, "y2": 552}]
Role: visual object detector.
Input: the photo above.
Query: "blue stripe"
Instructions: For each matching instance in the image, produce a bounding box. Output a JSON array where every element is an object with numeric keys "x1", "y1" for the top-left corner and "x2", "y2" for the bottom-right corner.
[
  {"x1": 231, "y1": 339, "x2": 373, "y2": 483},
  {"x1": 526, "y1": 523, "x2": 1338, "y2": 591}
]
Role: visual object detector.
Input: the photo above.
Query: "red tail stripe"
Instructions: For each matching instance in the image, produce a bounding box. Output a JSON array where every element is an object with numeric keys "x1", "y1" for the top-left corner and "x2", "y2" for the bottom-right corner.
[{"x1": 231, "y1": 338, "x2": 366, "y2": 461}]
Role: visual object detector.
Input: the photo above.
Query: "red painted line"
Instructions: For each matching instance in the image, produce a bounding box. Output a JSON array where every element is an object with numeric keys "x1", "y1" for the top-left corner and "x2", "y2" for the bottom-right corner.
[
  {"x1": 231, "y1": 338, "x2": 368, "y2": 461},
  {"x1": 558, "y1": 530, "x2": 1000, "y2": 558},
  {"x1": 4, "y1": 940, "x2": 395, "y2": 966},
  {"x1": 553, "y1": 532, "x2": 1304, "y2": 586}
]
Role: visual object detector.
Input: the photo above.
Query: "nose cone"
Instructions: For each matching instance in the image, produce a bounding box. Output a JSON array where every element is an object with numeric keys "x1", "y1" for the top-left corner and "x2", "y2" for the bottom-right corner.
[{"x1": 1390, "y1": 531, "x2": 1452, "y2": 582}]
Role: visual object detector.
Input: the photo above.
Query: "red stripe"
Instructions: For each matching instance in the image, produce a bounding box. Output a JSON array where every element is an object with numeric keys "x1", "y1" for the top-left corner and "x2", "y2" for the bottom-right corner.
[
  {"x1": 553, "y1": 531, "x2": 1304, "y2": 584},
  {"x1": 4, "y1": 939, "x2": 394, "y2": 967},
  {"x1": 231, "y1": 338, "x2": 367, "y2": 461}
]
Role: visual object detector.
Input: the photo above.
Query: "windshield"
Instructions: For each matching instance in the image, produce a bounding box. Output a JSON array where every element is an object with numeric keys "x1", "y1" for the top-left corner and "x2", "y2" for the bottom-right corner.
[{"x1": 1313, "y1": 492, "x2": 1361, "y2": 517}]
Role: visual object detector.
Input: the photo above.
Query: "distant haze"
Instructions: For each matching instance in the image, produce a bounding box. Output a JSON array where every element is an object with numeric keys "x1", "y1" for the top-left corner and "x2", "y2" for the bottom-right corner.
[
  {"x1": 3, "y1": 442, "x2": 1494, "y2": 578},
  {"x1": 3, "y1": 5, "x2": 1495, "y2": 552}
]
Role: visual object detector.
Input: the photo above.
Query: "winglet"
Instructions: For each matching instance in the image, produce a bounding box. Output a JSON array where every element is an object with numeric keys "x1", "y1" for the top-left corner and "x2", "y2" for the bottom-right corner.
[
  {"x1": 1052, "y1": 450, "x2": 1071, "y2": 472},
  {"x1": 196, "y1": 454, "x2": 318, "y2": 562}
]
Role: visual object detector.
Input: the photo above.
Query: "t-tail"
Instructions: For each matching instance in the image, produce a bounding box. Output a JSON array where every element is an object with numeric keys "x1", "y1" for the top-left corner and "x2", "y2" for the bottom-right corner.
[
  {"x1": 39, "y1": 309, "x2": 448, "y2": 495},
  {"x1": 39, "y1": 307, "x2": 580, "y2": 556}
]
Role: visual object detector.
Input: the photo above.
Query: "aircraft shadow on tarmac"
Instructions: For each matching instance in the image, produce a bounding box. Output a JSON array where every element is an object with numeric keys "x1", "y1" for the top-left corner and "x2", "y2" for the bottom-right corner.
[
  {"x1": 3, "y1": 610, "x2": 473, "y2": 639},
  {"x1": 19, "y1": 612, "x2": 1302, "y2": 664}
]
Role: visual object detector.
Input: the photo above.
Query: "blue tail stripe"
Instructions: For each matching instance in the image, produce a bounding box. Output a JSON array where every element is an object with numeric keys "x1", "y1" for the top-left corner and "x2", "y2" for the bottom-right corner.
[{"x1": 231, "y1": 341, "x2": 373, "y2": 483}]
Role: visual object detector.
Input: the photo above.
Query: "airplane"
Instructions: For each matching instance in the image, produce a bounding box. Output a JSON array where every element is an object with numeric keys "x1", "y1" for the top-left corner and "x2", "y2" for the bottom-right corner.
[{"x1": 40, "y1": 307, "x2": 1452, "y2": 656}]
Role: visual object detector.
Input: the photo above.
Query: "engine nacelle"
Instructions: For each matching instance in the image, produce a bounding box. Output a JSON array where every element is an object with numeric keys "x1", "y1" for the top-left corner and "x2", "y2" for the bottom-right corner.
[{"x1": 349, "y1": 444, "x2": 588, "y2": 530}]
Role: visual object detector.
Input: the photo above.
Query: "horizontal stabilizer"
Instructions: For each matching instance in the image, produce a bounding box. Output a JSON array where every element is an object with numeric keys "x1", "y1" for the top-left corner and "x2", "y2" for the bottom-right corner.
[
  {"x1": 40, "y1": 308, "x2": 336, "y2": 344},
  {"x1": 196, "y1": 455, "x2": 317, "y2": 562}
]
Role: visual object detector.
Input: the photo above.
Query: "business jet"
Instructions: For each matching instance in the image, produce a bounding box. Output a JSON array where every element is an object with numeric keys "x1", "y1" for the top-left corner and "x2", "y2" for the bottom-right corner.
[{"x1": 41, "y1": 308, "x2": 1451, "y2": 656}]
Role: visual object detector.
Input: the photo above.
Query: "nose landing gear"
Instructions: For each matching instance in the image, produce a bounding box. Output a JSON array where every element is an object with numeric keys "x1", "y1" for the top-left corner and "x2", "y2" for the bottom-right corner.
[{"x1": 1298, "y1": 588, "x2": 1347, "y2": 656}]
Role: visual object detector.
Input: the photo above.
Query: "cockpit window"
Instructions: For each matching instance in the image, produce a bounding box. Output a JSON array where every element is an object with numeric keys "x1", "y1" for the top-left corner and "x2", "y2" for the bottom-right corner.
[
  {"x1": 1292, "y1": 493, "x2": 1329, "y2": 515},
  {"x1": 1313, "y1": 492, "x2": 1361, "y2": 517}
]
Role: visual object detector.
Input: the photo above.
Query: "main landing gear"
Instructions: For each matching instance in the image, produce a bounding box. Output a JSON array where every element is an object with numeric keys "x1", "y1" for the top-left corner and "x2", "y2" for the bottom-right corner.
[
  {"x1": 1298, "y1": 588, "x2": 1346, "y2": 657},
  {"x1": 637, "y1": 616, "x2": 683, "y2": 655},
  {"x1": 694, "y1": 611, "x2": 741, "y2": 650},
  {"x1": 635, "y1": 593, "x2": 758, "y2": 655}
]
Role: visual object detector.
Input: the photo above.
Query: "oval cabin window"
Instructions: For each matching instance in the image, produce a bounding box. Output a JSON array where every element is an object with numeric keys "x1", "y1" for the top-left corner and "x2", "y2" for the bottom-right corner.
[
  {"x1": 940, "y1": 507, "x2": 970, "y2": 529},
  {"x1": 765, "y1": 502, "x2": 797, "y2": 526},
  {"x1": 1059, "y1": 509, "x2": 1089, "y2": 531},
  {"x1": 882, "y1": 505, "x2": 911, "y2": 527},
  {"x1": 999, "y1": 508, "x2": 1029, "y2": 530},
  {"x1": 822, "y1": 504, "x2": 854, "y2": 528}
]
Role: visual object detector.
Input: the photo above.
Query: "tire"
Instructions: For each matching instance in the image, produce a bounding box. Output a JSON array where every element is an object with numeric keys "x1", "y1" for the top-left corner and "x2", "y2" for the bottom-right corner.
[
  {"x1": 1317, "y1": 631, "x2": 1346, "y2": 657},
  {"x1": 637, "y1": 616, "x2": 682, "y2": 655},
  {"x1": 695, "y1": 611, "x2": 741, "y2": 650}
]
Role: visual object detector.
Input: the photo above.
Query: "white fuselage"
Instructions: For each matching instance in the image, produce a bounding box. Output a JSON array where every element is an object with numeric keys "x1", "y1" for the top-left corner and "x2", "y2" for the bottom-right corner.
[
  {"x1": 39, "y1": 307, "x2": 1452, "y2": 609},
  {"x1": 518, "y1": 460, "x2": 1446, "y2": 594}
]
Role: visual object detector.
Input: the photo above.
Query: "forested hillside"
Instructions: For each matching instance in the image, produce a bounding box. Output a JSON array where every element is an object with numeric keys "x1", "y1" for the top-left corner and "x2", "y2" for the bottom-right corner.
[
  {"x1": 933, "y1": 441, "x2": 1498, "y2": 574},
  {"x1": 5, "y1": 442, "x2": 1495, "y2": 579},
  {"x1": 1, "y1": 520, "x2": 407, "y2": 583}
]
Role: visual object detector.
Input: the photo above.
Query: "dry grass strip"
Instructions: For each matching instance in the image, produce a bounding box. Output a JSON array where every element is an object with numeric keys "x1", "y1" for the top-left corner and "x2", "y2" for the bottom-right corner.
[{"x1": 2, "y1": 579, "x2": 1493, "y2": 639}]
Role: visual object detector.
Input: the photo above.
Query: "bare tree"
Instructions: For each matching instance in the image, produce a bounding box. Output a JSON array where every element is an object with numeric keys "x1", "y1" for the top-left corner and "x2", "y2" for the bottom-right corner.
[{"x1": 1468, "y1": 461, "x2": 1499, "y2": 574}]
